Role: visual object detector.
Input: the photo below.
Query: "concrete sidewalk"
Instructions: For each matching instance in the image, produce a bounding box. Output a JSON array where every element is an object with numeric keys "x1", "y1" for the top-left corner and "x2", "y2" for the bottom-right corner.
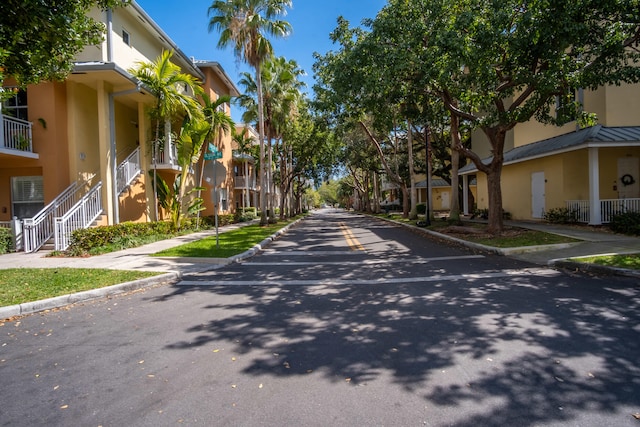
[
  {"x1": 0, "y1": 219, "x2": 298, "y2": 320},
  {"x1": 0, "y1": 220, "x2": 262, "y2": 273}
]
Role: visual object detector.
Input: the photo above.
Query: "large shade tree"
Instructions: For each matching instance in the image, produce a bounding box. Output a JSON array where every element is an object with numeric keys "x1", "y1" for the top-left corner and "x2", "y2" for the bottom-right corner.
[
  {"x1": 0, "y1": 0, "x2": 129, "y2": 87},
  {"x1": 208, "y1": 0, "x2": 292, "y2": 225},
  {"x1": 373, "y1": 0, "x2": 640, "y2": 233}
]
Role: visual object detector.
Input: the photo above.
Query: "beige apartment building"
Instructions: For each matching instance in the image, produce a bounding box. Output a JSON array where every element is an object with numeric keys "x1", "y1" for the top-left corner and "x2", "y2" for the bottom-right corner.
[{"x1": 0, "y1": 1, "x2": 240, "y2": 252}]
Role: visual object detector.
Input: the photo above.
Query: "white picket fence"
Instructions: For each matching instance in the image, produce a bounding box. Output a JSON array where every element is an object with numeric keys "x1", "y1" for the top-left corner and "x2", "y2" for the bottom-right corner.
[{"x1": 566, "y1": 198, "x2": 640, "y2": 223}]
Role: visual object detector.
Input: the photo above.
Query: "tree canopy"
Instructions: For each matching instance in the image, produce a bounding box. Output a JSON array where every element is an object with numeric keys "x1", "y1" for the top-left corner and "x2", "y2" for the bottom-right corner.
[
  {"x1": 314, "y1": 0, "x2": 640, "y2": 232},
  {"x1": 0, "y1": 0, "x2": 129, "y2": 86}
]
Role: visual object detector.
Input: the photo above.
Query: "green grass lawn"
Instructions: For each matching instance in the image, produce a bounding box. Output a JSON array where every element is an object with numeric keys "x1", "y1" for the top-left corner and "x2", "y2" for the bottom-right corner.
[
  {"x1": 573, "y1": 253, "x2": 640, "y2": 270},
  {"x1": 380, "y1": 214, "x2": 579, "y2": 247},
  {"x1": 463, "y1": 230, "x2": 579, "y2": 247},
  {"x1": 153, "y1": 221, "x2": 295, "y2": 258},
  {"x1": 0, "y1": 268, "x2": 160, "y2": 307}
]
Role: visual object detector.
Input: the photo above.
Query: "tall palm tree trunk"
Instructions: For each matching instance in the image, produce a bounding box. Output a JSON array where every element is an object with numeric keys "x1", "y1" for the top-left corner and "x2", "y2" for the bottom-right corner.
[{"x1": 256, "y1": 63, "x2": 268, "y2": 225}]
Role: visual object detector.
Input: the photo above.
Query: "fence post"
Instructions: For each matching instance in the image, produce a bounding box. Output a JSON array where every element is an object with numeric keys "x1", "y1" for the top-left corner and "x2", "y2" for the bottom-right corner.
[{"x1": 10, "y1": 216, "x2": 22, "y2": 251}]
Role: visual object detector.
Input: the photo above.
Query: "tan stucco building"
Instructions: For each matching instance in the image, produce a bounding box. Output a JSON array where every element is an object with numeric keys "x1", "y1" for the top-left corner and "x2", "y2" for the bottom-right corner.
[
  {"x1": 460, "y1": 84, "x2": 640, "y2": 224},
  {"x1": 0, "y1": 1, "x2": 240, "y2": 251}
]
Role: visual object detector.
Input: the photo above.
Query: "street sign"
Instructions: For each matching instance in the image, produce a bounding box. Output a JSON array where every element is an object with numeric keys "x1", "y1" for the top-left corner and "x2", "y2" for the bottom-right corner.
[{"x1": 205, "y1": 143, "x2": 222, "y2": 160}]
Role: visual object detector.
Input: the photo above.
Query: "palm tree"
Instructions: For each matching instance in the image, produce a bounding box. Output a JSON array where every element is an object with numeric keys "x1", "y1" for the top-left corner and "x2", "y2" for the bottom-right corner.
[
  {"x1": 198, "y1": 94, "x2": 235, "y2": 218},
  {"x1": 129, "y1": 50, "x2": 203, "y2": 220},
  {"x1": 208, "y1": 0, "x2": 292, "y2": 225},
  {"x1": 236, "y1": 56, "x2": 304, "y2": 219},
  {"x1": 232, "y1": 127, "x2": 255, "y2": 210}
]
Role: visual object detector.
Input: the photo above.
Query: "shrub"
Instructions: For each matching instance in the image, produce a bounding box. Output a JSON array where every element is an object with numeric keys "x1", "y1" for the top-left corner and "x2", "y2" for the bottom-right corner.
[
  {"x1": 200, "y1": 214, "x2": 235, "y2": 228},
  {"x1": 471, "y1": 208, "x2": 511, "y2": 220},
  {"x1": 69, "y1": 221, "x2": 178, "y2": 253},
  {"x1": 0, "y1": 228, "x2": 12, "y2": 254},
  {"x1": 416, "y1": 203, "x2": 426, "y2": 215},
  {"x1": 235, "y1": 207, "x2": 257, "y2": 222},
  {"x1": 544, "y1": 207, "x2": 579, "y2": 224},
  {"x1": 472, "y1": 208, "x2": 489, "y2": 219},
  {"x1": 609, "y1": 211, "x2": 640, "y2": 235}
]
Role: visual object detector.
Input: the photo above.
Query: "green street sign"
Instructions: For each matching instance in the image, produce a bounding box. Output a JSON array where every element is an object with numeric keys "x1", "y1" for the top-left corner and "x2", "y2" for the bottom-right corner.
[{"x1": 205, "y1": 143, "x2": 222, "y2": 160}]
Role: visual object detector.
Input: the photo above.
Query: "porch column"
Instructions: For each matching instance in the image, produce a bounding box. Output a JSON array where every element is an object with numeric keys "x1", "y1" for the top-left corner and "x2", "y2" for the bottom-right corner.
[
  {"x1": 97, "y1": 81, "x2": 115, "y2": 225},
  {"x1": 588, "y1": 147, "x2": 602, "y2": 225},
  {"x1": 0, "y1": 112, "x2": 4, "y2": 148},
  {"x1": 138, "y1": 102, "x2": 153, "y2": 221},
  {"x1": 462, "y1": 174, "x2": 469, "y2": 215}
]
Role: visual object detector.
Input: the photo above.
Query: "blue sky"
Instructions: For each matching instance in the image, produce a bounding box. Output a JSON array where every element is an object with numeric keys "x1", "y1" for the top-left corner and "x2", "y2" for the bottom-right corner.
[{"x1": 136, "y1": 0, "x2": 387, "y2": 120}]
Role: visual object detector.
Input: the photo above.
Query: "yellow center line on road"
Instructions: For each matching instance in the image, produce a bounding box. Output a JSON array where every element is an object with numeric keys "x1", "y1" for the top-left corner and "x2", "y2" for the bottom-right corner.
[{"x1": 339, "y1": 222, "x2": 365, "y2": 251}]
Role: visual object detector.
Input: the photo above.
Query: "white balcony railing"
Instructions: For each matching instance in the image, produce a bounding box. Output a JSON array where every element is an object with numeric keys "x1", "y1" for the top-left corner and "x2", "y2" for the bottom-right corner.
[
  {"x1": 23, "y1": 182, "x2": 82, "y2": 253},
  {"x1": 1, "y1": 113, "x2": 33, "y2": 153},
  {"x1": 116, "y1": 147, "x2": 141, "y2": 194},
  {"x1": 151, "y1": 143, "x2": 179, "y2": 169},
  {"x1": 234, "y1": 176, "x2": 257, "y2": 190},
  {"x1": 566, "y1": 198, "x2": 640, "y2": 223},
  {"x1": 54, "y1": 182, "x2": 103, "y2": 251}
]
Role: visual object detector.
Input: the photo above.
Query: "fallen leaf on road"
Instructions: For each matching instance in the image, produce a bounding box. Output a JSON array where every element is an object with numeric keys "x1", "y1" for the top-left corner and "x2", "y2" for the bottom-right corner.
[{"x1": 212, "y1": 349, "x2": 220, "y2": 353}]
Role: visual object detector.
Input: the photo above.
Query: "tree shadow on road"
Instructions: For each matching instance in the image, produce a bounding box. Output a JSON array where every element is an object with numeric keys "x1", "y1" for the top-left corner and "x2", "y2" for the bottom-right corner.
[{"x1": 154, "y1": 270, "x2": 640, "y2": 426}]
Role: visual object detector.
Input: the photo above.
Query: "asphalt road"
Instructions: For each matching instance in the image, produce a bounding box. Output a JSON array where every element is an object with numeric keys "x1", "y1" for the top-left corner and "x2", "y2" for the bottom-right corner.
[{"x1": 1, "y1": 209, "x2": 639, "y2": 426}]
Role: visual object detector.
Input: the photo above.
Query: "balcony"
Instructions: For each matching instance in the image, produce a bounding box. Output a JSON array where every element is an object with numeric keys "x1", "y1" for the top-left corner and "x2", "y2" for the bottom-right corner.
[
  {"x1": 149, "y1": 142, "x2": 180, "y2": 172},
  {"x1": 1, "y1": 113, "x2": 37, "y2": 159},
  {"x1": 234, "y1": 176, "x2": 257, "y2": 190}
]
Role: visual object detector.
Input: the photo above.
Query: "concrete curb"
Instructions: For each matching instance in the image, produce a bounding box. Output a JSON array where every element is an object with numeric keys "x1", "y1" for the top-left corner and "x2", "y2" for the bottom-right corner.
[
  {"x1": 0, "y1": 217, "x2": 304, "y2": 321},
  {"x1": 377, "y1": 216, "x2": 576, "y2": 256},
  {"x1": 374, "y1": 215, "x2": 640, "y2": 278},
  {"x1": 550, "y1": 258, "x2": 640, "y2": 279},
  {"x1": 0, "y1": 272, "x2": 180, "y2": 321}
]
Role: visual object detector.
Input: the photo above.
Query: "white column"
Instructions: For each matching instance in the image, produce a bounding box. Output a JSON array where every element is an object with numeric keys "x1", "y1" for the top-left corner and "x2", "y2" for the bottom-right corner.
[
  {"x1": 588, "y1": 147, "x2": 601, "y2": 225},
  {"x1": 462, "y1": 175, "x2": 469, "y2": 215},
  {"x1": 97, "y1": 81, "x2": 115, "y2": 225}
]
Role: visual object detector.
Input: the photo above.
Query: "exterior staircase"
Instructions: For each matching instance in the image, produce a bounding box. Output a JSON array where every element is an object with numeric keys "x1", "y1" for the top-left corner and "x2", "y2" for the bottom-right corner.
[{"x1": 21, "y1": 147, "x2": 142, "y2": 253}]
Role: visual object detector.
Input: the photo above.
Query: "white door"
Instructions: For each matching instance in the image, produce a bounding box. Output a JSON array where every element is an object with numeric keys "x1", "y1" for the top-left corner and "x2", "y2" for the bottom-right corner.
[
  {"x1": 441, "y1": 191, "x2": 450, "y2": 210},
  {"x1": 618, "y1": 157, "x2": 639, "y2": 198},
  {"x1": 531, "y1": 172, "x2": 545, "y2": 218}
]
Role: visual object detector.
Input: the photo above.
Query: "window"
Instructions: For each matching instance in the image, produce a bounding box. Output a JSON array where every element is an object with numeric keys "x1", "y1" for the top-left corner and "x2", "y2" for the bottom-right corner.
[
  {"x1": 122, "y1": 29, "x2": 130, "y2": 46},
  {"x1": 220, "y1": 188, "x2": 229, "y2": 211},
  {"x1": 2, "y1": 87, "x2": 28, "y2": 121},
  {"x1": 11, "y1": 176, "x2": 44, "y2": 218},
  {"x1": 216, "y1": 102, "x2": 229, "y2": 113}
]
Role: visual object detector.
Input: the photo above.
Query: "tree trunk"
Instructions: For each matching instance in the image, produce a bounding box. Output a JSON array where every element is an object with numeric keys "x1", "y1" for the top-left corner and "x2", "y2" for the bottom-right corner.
[
  {"x1": 256, "y1": 63, "x2": 268, "y2": 226},
  {"x1": 486, "y1": 165, "x2": 504, "y2": 234},
  {"x1": 483, "y1": 128, "x2": 506, "y2": 234},
  {"x1": 267, "y1": 137, "x2": 274, "y2": 221},
  {"x1": 408, "y1": 121, "x2": 417, "y2": 220},
  {"x1": 449, "y1": 113, "x2": 461, "y2": 222},
  {"x1": 401, "y1": 183, "x2": 410, "y2": 217}
]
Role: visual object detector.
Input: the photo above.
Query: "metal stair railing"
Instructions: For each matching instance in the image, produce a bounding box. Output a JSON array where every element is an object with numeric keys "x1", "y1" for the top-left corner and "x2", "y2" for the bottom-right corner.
[
  {"x1": 54, "y1": 182, "x2": 103, "y2": 251},
  {"x1": 23, "y1": 182, "x2": 81, "y2": 253},
  {"x1": 116, "y1": 146, "x2": 141, "y2": 194}
]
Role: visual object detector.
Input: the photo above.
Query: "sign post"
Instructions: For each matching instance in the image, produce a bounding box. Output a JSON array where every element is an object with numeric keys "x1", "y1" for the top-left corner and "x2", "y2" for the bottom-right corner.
[{"x1": 204, "y1": 144, "x2": 223, "y2": 247}]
